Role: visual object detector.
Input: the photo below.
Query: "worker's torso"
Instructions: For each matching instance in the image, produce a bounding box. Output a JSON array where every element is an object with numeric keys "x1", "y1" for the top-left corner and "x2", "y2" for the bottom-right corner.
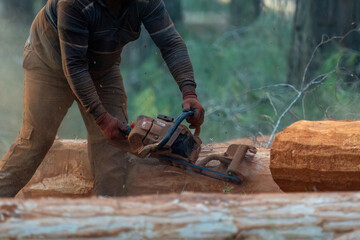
[{"x1": 30, "y1": 0, "x2": 143, "y2": 71}]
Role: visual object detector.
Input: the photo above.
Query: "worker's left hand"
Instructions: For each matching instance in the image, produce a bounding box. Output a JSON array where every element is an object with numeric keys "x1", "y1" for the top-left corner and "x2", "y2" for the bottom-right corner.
[
  {"x1": 96, "y1": 112, "x2": 128, "y2": 141},
  {"x1": 182, "y1": 93, "x2": 205, "y2": 136}
]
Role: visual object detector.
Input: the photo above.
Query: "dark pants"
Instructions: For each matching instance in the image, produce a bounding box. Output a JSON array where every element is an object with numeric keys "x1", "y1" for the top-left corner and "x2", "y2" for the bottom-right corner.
[{"x1": 0, "y1": 44, "x2": 130, "y2": 197}]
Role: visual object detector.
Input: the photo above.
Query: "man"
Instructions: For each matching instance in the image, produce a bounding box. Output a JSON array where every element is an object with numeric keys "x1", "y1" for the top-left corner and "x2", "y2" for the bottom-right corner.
[{"x1": 0, "y1": 0, "x2": 204, "y2": 197}]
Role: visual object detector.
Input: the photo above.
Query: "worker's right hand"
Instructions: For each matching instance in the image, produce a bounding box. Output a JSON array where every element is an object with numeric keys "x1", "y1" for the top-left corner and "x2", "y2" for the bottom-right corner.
[
  {"x1": 182, "y1": 93, "x2": 205, "y2": 136},
  {"x1": 96, "y1": 112, "x2": 128, "y2": 141}
]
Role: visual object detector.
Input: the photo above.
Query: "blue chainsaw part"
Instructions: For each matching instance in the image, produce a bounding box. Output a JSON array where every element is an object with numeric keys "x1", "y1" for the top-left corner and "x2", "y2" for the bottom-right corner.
[{"x1": 156, "y1": 110, "x2": 194, "y2": 150}]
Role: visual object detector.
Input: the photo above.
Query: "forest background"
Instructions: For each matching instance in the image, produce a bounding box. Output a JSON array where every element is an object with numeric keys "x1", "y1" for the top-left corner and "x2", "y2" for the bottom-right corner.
[{"x1": 0, "y1": 0, "x2": 360, "y2": 157}]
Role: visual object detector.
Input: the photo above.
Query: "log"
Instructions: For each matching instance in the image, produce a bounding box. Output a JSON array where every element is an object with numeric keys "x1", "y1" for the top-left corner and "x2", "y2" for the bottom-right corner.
[
  {"x1": 16, "y1": 140, "x2": 94, "y2": 198},
  {"x1": 126, "y1": 141, "x2": 281, "y2": 195},
  {"x1": 3, "y1": 192, "x2": 360, "y2": 239},
  {"x1": 270, "y1": 120, "x2": 360, "y2": 192},
  {"x1": 16, "y1": 139, "x2": 281, "y2": 198}
]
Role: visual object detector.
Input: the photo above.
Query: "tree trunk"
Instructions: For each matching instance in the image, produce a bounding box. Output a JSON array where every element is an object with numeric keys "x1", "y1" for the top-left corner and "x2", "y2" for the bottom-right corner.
[
  {"x1": 287, "y1": 0, "x2": 360, "y2": 87},
  {"x1": 164, "y1": 0, "x2": 183, "y2": 27},
  {"x1": 229, "y1": 0, "x2": 262, "y2": 27},
  {"x1": 3, "y1": 192, "x2": 360, "y2": 239},
  {"x1": 16, "y1": 139, "x2": 281, "y2": 199},
  {"x1": 1, "y1": 0, "x2": 34, "y2": 24}
]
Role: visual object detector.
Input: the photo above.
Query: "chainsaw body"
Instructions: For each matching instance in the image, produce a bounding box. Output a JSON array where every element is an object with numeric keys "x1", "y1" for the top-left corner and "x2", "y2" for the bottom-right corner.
[
  {"x1": 113, "y1": 111, "x2": 256, "y2": 185},
  {"x1": 128, "y1": 113, "x2": 202, "y2": 163}
]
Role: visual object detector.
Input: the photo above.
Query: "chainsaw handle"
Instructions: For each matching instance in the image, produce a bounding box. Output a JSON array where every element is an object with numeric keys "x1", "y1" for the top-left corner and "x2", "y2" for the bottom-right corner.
[
  {"x1": 123, "y1": 125, "x2": 132, "y2": 136},
  {"x1": 156, "y1": 110, "x2": 194, "y2": 150}
]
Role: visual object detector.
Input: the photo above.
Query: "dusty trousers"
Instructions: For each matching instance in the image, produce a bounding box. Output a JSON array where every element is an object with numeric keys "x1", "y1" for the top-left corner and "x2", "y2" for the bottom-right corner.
[{"x1": 0, "y1": 44, "x2": 130, "y2": 197}]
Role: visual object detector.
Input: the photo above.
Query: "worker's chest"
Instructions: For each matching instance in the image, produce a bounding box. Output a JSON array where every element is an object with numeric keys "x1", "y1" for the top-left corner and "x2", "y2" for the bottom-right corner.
[{"x1": 88, "y1": 7, "x2": 142, "y2": 53}]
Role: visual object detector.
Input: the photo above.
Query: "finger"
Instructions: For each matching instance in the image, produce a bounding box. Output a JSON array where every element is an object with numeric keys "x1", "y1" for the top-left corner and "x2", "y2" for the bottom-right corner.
[
  {"x1": 117, "y1": 123, "x2": 127, "y2": 135},
  {"x1": 199, "y1": 109, "x2": 205, "y2": 124},
  {"x1": 187, "y1": 110, "x2": 199, "y2": 123},
  {"x1": 194, "y1": 126, "x2": 201, "y2": 136}
]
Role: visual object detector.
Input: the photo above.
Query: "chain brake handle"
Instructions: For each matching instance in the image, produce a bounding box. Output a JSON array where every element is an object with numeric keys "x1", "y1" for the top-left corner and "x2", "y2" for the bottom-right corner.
[{"x1": 183, "y1": 108, "x2": 200, "y2": 136}]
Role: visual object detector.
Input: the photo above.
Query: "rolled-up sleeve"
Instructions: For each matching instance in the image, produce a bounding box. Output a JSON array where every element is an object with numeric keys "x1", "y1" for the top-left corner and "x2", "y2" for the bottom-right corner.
[
  {"x1": 58, "y1": 0, "x2": 106, "y2": 119},
  {"x1": 141, "y1": 0, "x2": 197, "y2": 95}
]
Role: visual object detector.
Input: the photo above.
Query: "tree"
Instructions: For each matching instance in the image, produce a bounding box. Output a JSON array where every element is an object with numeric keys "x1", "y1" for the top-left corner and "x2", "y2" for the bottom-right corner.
[
  {"x1": 229, "y1": 0, "x2": 262, "y2": 27},
  {"x1": 164, "y1": 0, "x2": 183, "y2": 28},
  {"x1": 287, "y1": 0, "x2": 360, "y2": 87},
  {"x1": 1, "y1": 1, "x2": 34, "y2": 24}
]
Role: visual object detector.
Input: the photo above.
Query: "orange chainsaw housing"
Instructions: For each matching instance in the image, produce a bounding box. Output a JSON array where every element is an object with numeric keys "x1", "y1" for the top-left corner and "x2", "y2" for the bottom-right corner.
[{"x1": 127, "y1": 115, "x2": 202, "y2": 163}]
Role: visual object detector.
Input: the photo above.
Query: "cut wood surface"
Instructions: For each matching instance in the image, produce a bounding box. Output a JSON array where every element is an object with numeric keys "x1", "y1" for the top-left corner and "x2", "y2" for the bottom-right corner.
[
  {"x1": 16, "y1": 140, "x2": 93, "y2": 198},
  {"x1": 126, "y1": 140, "x2": 281, "y2": 195},
  {"x1": 270, "y1": 120, "x2": 360, "y2": 192},
  {"x1": 3, "y1": 192, "x2": 360, "y2": 239},
  {"x1": 17, "y1": 138, "x2": 280, "y2": 198}
]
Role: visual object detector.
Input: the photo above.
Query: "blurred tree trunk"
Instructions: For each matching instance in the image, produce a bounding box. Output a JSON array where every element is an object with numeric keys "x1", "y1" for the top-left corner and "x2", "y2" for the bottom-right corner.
[
  {"x1": 230, "y1": 0, "x2": 262, "y2": 27},
  {"x1": 2, "y1": 1, "x2": 34, "y2": 24},
  {"x1": 287, "y1": 0, "x2": 360, "y2": 87},
  {"x1": 164, "y1": 0, "x2": 183, "y2": 28}
]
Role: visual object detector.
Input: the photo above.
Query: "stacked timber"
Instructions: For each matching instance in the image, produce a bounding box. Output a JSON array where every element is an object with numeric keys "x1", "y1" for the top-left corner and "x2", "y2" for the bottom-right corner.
[
  {"x1": 270, "y1": 120, "x2": 360, "y2": 192},
  {"x1": 16, "y1": 139, "x2": 281, "y2": 198},
  {"x1": 3, "y1": 192, "x2": 360, "y2": 239}
]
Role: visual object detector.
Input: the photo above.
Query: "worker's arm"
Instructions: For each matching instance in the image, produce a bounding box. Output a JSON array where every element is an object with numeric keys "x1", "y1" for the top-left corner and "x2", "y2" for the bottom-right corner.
[
  {"x1": 57, "y1": 0, "x2": 105, "y2": 120},
  {"x1": 57, "y1": 1, "x2": 126, "y2": 140},
  {"x1": 140, "y1": 0, "x2": 204, "y2": 132},
  {"x1": 140, "y1": 0, "x2": 197, "y2": 96}
]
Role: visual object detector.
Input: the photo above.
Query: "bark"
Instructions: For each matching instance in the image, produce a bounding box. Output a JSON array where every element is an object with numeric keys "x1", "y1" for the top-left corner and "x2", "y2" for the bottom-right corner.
[
  {"x1": 3, "y1": 192, "x2": 360, "y2": 239},
  {"x1": 287, "y1": 0, "x2": 360, "y2": 87},
  {"x1": 270, "y1": 120, "x2": 360, "y2": 192},
  {"x1": 16, "y1": 139, "x2": 281, "y2": 199}
]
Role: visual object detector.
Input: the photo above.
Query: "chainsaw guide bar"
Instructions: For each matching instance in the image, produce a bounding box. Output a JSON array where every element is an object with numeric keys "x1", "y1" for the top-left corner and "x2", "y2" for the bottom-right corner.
[{"x1": 159, "y1": 155, "x2": 244, "y2": 184}]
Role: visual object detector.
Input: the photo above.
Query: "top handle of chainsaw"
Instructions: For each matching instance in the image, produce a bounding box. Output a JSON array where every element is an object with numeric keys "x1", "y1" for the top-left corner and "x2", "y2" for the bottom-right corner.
[
  {"x1": 123, "y1": 125, "x2": 132, "y2": 136},
  {"x1": 156, "y1": 110, "x2": 195, "y2": 150}
]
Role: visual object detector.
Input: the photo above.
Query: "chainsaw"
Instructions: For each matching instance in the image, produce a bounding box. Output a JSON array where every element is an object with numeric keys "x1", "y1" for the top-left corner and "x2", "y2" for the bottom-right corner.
[{"x1": 114, "y1": 110, "x2": 257, "y2": 185}]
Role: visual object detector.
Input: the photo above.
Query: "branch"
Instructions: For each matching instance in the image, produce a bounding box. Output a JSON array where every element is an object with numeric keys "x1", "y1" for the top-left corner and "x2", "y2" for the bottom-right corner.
[{"x1": 265, "y1": 29, "x2": 360, "y2": 147}]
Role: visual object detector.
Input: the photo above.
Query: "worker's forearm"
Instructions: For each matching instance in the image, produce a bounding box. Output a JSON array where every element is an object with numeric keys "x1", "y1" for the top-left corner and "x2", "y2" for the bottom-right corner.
[
  {"x1": 58, "y1": 1, "x2": 106, "y2": 120},
  {"x1": 67, "y1": 75, "x2": 107, "y2": 119},
  {"x1": 141, "y1": 0, "x2": 197, "y2": 95},
  {"x1": 153, "y1": 27, "x2": 197, "y2": 94}
]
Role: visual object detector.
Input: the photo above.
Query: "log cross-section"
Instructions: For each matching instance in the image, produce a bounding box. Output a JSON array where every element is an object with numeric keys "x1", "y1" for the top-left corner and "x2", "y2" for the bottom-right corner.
[{"x1": 2, "y1": 192, "x2": 360, "y2": 239}]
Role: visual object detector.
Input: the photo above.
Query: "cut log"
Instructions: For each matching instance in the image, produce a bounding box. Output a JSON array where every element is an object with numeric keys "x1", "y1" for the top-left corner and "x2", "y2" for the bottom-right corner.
[
  {"x1": 16, "y1": 140, "x2": 94, "y2": 198},
  {"x1": 3, "y1": 192, "x2": 360, "y2": 239},
  {"x1": 126, "y1": 142, "x2": 280, "y2": 195},
  {"x1": 16, "y1": 139, "x2": 280, "y2": 198},
  {"x1": 270, "y1": 120, "x2": 360, "y2": 192}
]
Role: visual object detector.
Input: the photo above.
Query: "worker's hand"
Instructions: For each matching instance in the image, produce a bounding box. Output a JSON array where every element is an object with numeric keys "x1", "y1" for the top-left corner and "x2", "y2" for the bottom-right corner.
[
  {"x1": 182, "y1": 93, "x2": 205, "y2": 136},
  {"x1": 96, "y1": 112, "x2": 128, "y2": 141}
]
